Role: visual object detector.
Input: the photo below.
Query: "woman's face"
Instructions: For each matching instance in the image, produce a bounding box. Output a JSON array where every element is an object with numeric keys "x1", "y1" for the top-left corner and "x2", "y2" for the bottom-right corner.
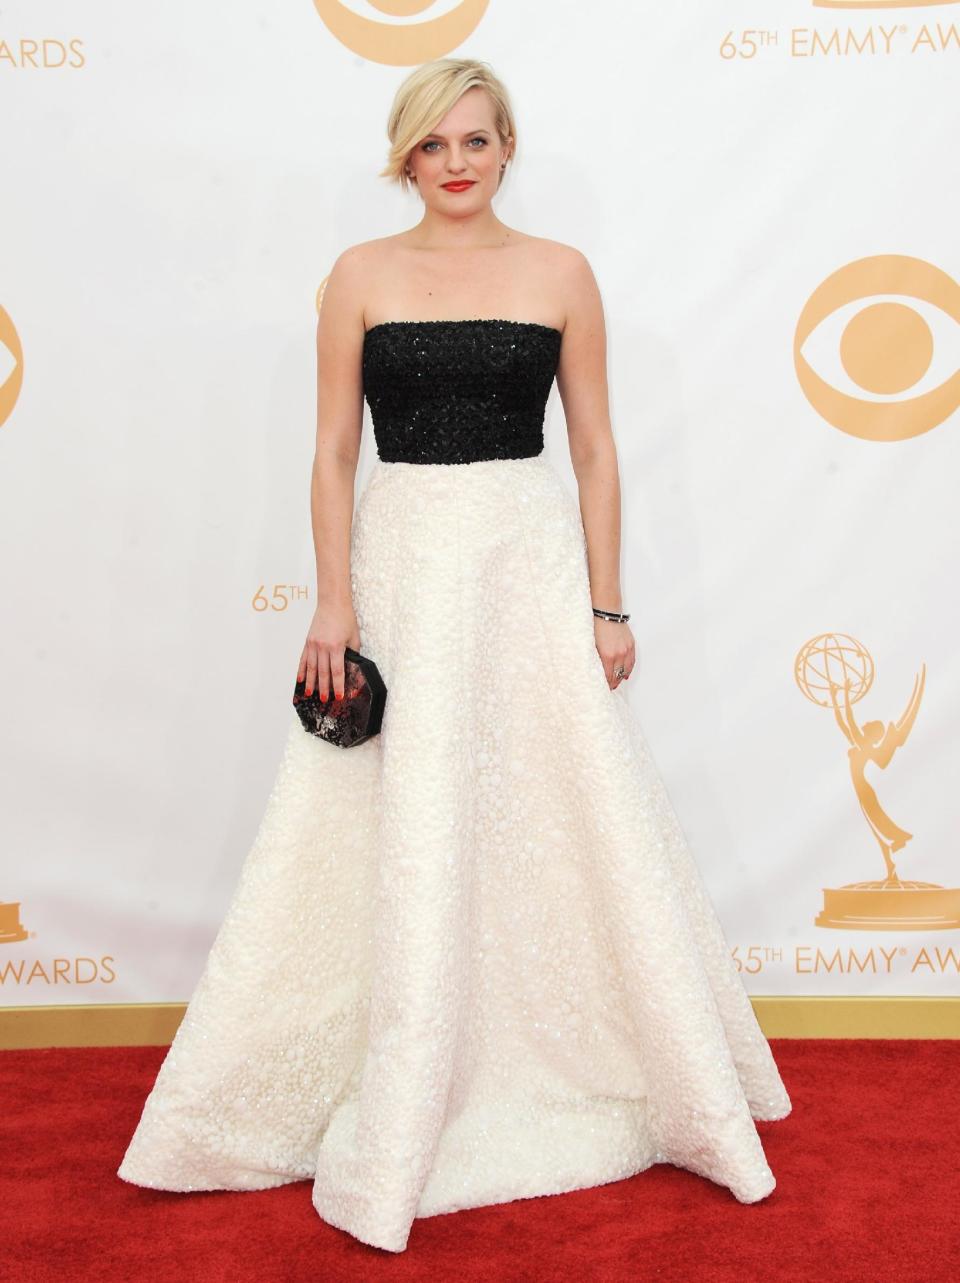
[{"x1": 406, "y1": 86, "x2": 510, "y2": 211}]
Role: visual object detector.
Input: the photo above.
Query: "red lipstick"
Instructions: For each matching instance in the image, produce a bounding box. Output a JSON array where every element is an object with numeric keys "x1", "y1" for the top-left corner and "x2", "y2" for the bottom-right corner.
[{"x1": 441, "y1": 181, "x2": 475, "y2": 192}]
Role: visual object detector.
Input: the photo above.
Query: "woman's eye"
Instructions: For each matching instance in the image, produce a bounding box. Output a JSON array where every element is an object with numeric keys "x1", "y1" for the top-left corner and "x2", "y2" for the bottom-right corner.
[{"x1": 420, "y1": 137, "x2": 486, "y2": 152}]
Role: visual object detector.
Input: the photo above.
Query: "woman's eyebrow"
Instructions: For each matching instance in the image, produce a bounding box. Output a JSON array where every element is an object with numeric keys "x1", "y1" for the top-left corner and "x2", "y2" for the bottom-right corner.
[{"x1": 422, "y1": 128, "x2": 491, "y2": 139}]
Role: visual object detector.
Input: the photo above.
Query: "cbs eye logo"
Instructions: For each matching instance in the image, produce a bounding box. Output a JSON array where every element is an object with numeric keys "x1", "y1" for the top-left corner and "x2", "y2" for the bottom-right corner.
[
  {"x1": 312, "y1": 0, "x2": 489, "y2": 65},
  {"x1": 794, "y1": 254, "x2": 960, "y2": 442},
  {"x1": 0, "y1": 306, "x2": 24, "y2": 431}
]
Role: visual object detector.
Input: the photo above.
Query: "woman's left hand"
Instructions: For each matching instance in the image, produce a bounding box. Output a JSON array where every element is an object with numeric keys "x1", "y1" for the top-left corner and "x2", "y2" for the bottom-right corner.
[{"x1": 594, "y1": 617, "x2": 636, "y2": 690}]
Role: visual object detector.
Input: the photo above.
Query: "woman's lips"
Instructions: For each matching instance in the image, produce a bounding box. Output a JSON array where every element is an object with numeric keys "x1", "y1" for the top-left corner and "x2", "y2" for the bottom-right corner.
[{"x1": 441, "y1": 181, "x2": 475, "y2": 191}]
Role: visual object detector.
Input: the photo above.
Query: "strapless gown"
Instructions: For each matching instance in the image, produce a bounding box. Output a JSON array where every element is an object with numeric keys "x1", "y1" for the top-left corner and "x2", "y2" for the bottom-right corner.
[{"x1": 117, "y1": 318, "x2": 791, "y2": 1254}]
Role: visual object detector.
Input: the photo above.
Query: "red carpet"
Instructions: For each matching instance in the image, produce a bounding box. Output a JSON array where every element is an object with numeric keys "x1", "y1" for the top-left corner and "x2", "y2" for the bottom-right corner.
[{"x1": 3, "y1": 1039, "x2": 957, "y2": 1282}]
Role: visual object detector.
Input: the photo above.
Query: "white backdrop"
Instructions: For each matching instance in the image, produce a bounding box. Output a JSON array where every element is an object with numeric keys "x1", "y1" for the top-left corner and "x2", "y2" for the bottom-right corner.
[{"x1": 1, "y1": 0, "x2": 958, "y2": 1008}]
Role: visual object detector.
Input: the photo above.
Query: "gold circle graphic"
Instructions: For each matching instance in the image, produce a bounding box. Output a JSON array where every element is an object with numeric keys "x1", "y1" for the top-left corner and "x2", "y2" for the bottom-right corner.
[
  {"x1": 0, "y1": 306, "x2": 24, "y2": 430},
  {"x1": 312, "y1": 0, "x2": 490, "y2": 66},
  {"x1": 794, "y1": 255, "x2": 960, "y2": 441},
  {"x1": 839, "y1": 301, "x2": 933, "y2": 396}
]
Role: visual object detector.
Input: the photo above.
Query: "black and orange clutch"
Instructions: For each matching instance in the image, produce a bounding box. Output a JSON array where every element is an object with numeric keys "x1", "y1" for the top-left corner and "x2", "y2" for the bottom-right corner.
[{"x1": 293, "y1": 646, "x2": 387, "y2": 748}]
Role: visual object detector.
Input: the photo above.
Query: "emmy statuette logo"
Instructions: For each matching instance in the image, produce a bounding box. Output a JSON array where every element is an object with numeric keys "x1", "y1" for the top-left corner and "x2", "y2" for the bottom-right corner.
[{"x1": 795, "y1": 634, "x2": 959, "y2": 930}]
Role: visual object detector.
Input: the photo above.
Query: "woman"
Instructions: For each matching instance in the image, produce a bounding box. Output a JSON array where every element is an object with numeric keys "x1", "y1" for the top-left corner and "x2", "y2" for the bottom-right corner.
[{"x1": 118, "y1": 57, "x2": 791, "y2": 1254}]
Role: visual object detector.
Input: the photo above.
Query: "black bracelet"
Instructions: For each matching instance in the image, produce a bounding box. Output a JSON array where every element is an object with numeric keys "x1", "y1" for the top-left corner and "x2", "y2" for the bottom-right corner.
[{"x1": 592, "y1": 606, "x2": 630, "y2": 623}]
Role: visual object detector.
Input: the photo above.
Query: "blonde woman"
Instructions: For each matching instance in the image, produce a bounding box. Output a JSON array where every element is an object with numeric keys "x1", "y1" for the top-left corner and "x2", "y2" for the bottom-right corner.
[{"x1": 119, "y1": 57, "x2": 791, "y2": 1254}]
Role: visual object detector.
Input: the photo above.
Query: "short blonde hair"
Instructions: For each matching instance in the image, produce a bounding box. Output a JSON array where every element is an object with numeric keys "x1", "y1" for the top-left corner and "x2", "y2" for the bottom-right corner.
[{"x1": 380, "y1": 58, "x2": 516, "y2": 196}]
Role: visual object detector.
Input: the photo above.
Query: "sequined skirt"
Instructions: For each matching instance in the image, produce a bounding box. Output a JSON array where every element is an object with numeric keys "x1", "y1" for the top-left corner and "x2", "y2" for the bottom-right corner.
[{"x1": 117, "y1": 453, "x2": 791, "y2": 1253}]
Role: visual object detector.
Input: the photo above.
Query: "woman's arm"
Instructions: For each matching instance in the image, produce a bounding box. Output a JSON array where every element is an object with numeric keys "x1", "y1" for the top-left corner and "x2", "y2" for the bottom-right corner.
[
  {"x1": 297, "y1": 248, "x2": 367, "y2": 702},
  {"x1": 555, "y1": 249, "x2": 636, "y2": 687}
]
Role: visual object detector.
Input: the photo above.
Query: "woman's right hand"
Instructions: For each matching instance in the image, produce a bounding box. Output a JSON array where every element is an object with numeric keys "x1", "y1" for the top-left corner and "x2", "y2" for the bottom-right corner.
[{"x1": 298, "y1": 600, "x2": 360, "y2": 701}]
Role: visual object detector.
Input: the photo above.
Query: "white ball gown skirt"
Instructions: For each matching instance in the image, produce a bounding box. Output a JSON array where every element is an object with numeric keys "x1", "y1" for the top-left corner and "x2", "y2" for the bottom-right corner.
[{"x1": 117, "y1": 452, "x2": 791, "y2": 1253}]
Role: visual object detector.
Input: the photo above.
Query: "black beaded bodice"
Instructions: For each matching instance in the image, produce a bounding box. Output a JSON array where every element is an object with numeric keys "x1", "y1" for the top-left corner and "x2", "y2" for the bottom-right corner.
[{"x1": 362, "y1": 318, "x2": 562, "y2": 465}]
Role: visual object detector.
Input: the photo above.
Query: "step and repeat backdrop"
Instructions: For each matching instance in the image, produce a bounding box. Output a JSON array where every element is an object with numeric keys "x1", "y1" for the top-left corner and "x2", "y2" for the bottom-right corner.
[{"x1": 1, "y1": 1, "x2": 958, "y2": 1012}]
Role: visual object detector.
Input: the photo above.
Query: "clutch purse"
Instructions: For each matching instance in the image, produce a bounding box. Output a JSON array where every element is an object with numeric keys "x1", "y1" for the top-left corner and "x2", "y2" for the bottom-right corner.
[{"x1": 292, "y1": 646, "x2": 387, "y2": 748}]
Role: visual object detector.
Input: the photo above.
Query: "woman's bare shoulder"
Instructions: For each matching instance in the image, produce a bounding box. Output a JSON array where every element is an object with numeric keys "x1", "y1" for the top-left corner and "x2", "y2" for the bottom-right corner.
[
  {"x1": 521, "y1": 236, "x2": 598, "y2": 312},
  {"x1": 320, "y1": 237, "x2": 400, "y2": 322},
  {"x1": 519, "y1": 233, "x2": 592, "y2": 270},
  {"x1": 329, "y1": 234, "x2": 401, "y2": 274}
]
